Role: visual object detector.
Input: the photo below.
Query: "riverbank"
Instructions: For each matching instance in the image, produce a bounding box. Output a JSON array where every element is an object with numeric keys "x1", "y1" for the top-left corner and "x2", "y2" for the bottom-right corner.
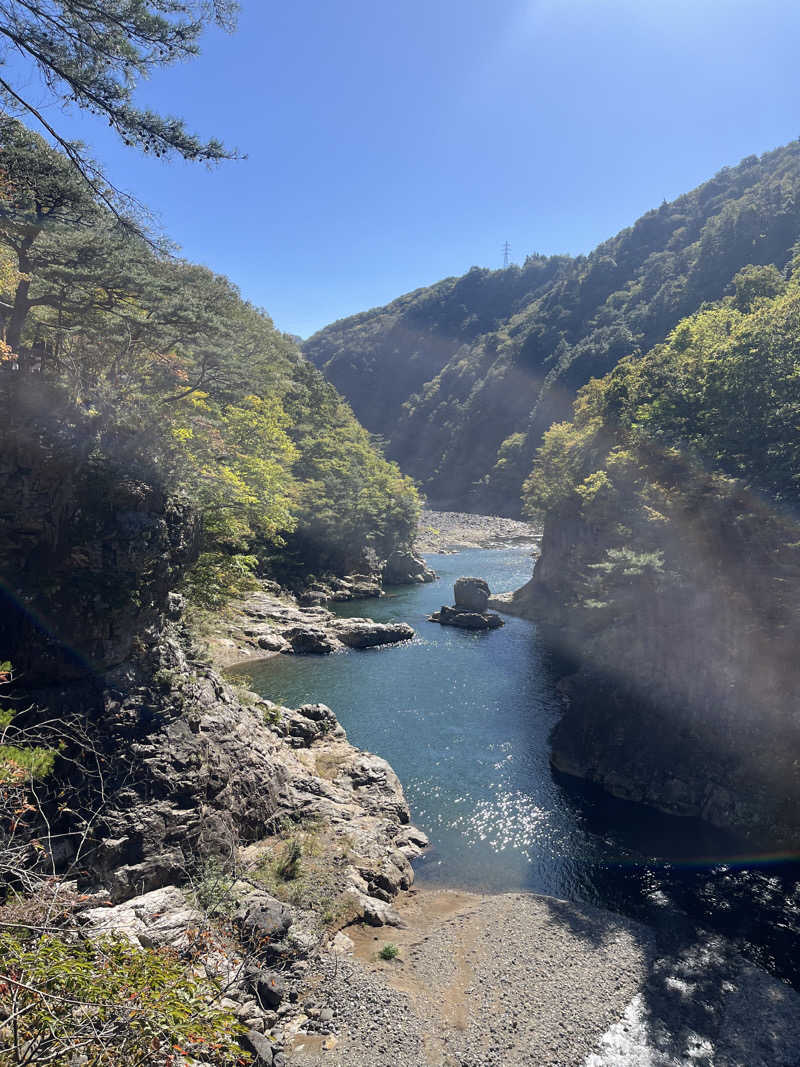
[
  {"x1": 287, "y1": 886, "x2": 800, "y2": 1067},
  {"x1": 78, "y1": 539, "x2": 800, "y2": 1065},
  {"x1": 415, "y1": 508, "x2": 540, "y2": 553},
  {"x1": 197, "y1": 583, "x2": 415, "y2": 669}
]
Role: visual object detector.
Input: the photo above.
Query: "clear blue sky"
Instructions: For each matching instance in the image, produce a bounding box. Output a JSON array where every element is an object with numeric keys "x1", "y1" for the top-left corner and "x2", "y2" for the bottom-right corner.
[{"x1": 24, "y1": 0, "x2": 800, "y2": 338}]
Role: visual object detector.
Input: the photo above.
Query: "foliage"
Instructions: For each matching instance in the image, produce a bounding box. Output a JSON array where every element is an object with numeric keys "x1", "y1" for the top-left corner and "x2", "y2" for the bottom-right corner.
[
  {"x1": 305, "y1": 139, "x2": 800, "y2": 514},
  {"x1": 0, "y1": 741, "x2": 56, "y2": 782},
  {"x1": 522, "y1": 265, "x2": 800, "y2": 617},
  {"x1": 281, "y1": 363, "x2": 420, "y2": 576},
  {"x1": 378, "y1": 942, "x2": 400, "y2": 960},
  {"x1": 191, "y1": 858, "x2": 238, "y2": 918},
  {"x1": 0, "y1": 120, "x2": 420, "y2": 606},
  {"x1": 0, "y1": 0, "x2": 239, "y2": 209},
  {"x1": 0, "y1": 930, "x2": 248, "y2": 1065},
  {"x1": 525, "y1": 272, "x2": 800, "y2": 513},
  {"x1": 273, "y1": 836, "x2": 302, "y2": 881}
]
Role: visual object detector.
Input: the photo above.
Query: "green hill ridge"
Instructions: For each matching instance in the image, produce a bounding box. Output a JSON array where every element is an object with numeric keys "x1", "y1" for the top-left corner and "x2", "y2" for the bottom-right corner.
[{"x1": 305, "y1": 139, "x2": 800, "y2": 514}]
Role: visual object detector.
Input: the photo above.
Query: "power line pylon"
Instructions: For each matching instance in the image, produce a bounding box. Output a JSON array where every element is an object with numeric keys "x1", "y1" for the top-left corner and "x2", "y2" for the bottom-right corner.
[{"x1": 502, "y1": 241, "x2": 511, "y2": 269}]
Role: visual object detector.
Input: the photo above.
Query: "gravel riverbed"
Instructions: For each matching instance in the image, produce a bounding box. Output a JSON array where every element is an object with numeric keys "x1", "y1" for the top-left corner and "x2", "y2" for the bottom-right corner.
[
  {"x1": 415, "y1": 509, "x2": 539, "y2": 554},
  {"x1": 287, "y1": 889, "x2": 800, "y2": 1067}
]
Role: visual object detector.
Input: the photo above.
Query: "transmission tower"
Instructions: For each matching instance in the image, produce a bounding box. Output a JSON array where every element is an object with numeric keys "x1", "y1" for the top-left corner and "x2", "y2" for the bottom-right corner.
[{"x1": 502, "y1": 241, "x2": 511, "y2": 269}]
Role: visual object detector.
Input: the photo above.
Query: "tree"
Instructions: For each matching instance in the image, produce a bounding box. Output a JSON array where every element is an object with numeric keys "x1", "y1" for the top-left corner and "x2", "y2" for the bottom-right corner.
[
  {"x1": 0, "y1": 115, "x2": 105, "y2": 353},
  {"x1": 0, "y1": 0, "x2": 239, "y2": 204},
  {"x1": 731, "y1": 263, "x2": 786, "y2": 312}
]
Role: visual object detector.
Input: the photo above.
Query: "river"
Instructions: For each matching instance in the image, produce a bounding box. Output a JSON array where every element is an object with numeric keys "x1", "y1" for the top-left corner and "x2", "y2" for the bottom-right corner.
[{"x1": 238, "y1": 546, "x2": 800, "y2": 986}]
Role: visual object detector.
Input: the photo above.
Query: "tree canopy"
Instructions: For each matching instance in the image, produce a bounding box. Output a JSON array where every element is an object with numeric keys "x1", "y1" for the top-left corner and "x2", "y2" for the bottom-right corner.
[
  {"x1": 522, "y1": 263, "x2": 800, "y2": 625},
  {"x1": 305, "y1": 140, "x2": 800, "y2": 516},
  {"x1": 0, "y1": 120, "x2": 419, "y2": 607},
  {"x1": 0, "y1": 0, "x2": 238, "y2": 202}
]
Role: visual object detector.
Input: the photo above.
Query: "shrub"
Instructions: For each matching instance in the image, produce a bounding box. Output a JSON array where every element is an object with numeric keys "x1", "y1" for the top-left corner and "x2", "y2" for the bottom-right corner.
[{"x1": 0, "y1": 931, "x2": 248, "y2": 1065}]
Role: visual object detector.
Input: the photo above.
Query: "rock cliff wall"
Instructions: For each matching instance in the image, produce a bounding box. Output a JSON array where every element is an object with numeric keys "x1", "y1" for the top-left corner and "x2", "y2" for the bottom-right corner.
[
  {"x1": 0, "y1": 383, "x2": 425, "y2": 926},
  {"x1": 518, "y1": 494, "x2": 800, "y2": 845},
  {"x1": 0, "y1": 380, "x2": 200, "y2": 683}
]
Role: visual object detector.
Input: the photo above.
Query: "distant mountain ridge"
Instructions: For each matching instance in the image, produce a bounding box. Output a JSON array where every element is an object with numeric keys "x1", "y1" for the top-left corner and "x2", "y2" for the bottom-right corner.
[{"x1": 304, "y1": 140, "x2": 800, "y2": 514}]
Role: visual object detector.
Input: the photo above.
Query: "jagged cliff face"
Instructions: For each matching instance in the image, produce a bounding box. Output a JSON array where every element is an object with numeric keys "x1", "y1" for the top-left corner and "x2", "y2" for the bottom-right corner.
[
  {"x1": 305, "y1": 140, "x2": 800, "y2": 514},
  {"x1": 528, "y1": 487, "x2": 800, "y2": 845},
  {"x1": 0, "y1": 382, "x2": 287, "y2": 893},
  {"x1": 0, "y1": 378, "x2": 425, "y2": 920},
  {"x1": 0, "y1": 379, "x2": 200, "y2": 683}
]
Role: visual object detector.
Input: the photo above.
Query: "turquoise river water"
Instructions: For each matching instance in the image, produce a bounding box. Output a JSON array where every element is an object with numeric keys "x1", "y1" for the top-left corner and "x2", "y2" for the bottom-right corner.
[{"x1": 236, "y1": 546, "x2": 800, "y2": 985}]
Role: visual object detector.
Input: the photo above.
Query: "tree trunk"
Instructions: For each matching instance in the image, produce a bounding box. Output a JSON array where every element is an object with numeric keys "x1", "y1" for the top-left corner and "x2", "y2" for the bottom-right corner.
[
  {"x1": 5, "y1": 233, "x2": 36, "y2": 362},
  {"x1": 6, "y1": 275, "x2": 31, "y2": 354}
]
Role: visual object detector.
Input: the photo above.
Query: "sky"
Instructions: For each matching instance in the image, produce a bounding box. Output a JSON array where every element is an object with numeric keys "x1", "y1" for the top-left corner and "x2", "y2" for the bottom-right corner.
[{"x1": 15, "y1": 0, "x2": 800, "y2": 338}]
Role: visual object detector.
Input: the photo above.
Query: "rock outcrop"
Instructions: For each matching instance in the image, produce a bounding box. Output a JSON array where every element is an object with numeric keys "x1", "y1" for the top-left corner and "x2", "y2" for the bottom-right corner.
[
  {"x1": 487, "y1": 573, "x2": 538, "y2": 618},
  {"x1": 429, "y1": 577, "x2": 504, "y2": 631},
  {"x1": 0, "y1": 386, "x2": 200, "y2": 682},
  {"x1": 207, "y1": 586, "x2": 414, "y2": 665},
  {"x1": 335, "y1": 619, "x2": 415, "y2": 649},
  {"x1": 509, "y1": 488, "x2": 800, "y2": 846},
  {"x1": 454, "y1": 576, "x2": 490, "y2": 611},
  {"x1": 382, "y1": 548, "x2": 437, "y2": 585}
]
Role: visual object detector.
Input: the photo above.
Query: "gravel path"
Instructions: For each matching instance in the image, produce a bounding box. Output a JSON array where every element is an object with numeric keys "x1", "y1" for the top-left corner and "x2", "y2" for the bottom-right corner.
[
  {"x1": 286, "y1": 889, "x2": 800, "y2": 1067},
  {"x1": 415, "y1": 510, "x2": 539, "y2": 554}
]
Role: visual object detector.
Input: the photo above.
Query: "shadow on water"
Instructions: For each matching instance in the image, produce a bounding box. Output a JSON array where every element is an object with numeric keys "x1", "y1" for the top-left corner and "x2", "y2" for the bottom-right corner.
[{"x1": 235, "y1": 547, "x2": 800, "y2": 990}]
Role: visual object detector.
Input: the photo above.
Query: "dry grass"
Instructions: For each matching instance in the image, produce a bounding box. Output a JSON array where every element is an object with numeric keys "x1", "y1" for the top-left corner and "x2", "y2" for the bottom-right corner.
[{"x1": 250, "y1": 821, "x2": 361, "y2": 932}]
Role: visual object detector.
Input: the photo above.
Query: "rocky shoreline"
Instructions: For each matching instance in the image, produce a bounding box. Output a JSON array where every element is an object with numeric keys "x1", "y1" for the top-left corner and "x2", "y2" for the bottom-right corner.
[
  {"x1": 202, "y1": 581, "x2": 417, "y2": 669},
  {"x1": 52, "y1": 617, "x2": 431, "y2": 1066}
]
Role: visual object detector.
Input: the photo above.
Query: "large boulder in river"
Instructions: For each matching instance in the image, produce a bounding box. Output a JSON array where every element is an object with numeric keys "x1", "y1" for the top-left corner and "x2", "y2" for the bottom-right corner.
[
  {"x1": 429, "y1": 576, "x2": 504, "y2": 631},
  {"x1": 434, "y1": 605, "x2": 503, "y2": 630},
  {"x1": 383, "y1": 548, "x2": 437, "y2": 585},
  {"x1": 454, "y1": 577, "x2": 490, "y2": 612}
]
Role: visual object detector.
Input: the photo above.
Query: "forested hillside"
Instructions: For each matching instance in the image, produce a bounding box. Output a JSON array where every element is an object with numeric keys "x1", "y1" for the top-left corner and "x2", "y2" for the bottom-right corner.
[
  {"x1": 0, "y1": 117, "x2": 419, "y2": 667},
  {"x1": 305, "y1": 140, "x2": 800, "y2": 514},
  {"x1": 517, "y1": 263, "x2": 800, "y2": 840},
  {"x1": 0, "y1": 116, "x2": 423, "y2": 1062}
]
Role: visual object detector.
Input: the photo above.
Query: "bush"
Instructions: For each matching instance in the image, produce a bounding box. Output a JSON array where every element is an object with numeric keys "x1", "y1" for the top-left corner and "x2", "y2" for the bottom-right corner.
[{"x1": 0, "y1": 931, "x2": 248, "y2": 1065}]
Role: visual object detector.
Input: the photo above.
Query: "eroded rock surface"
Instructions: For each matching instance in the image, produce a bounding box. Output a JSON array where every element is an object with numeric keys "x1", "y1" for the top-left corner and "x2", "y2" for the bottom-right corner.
[
  {"x1": 383, "y1": 548, "x2": 437, "y2": 585},
  {"x1": 453, "y1": 576, "x2": 489, "y2": 611}
]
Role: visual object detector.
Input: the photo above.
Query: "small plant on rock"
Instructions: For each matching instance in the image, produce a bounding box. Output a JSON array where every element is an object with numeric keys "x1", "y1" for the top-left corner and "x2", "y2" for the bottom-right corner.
[
  {"x1": 261, "y1": 702, "x2": 282, "y2": 727},
  {"x1": 274, "y1": 836, "x2": 302, "y2": 881},
  {"x1": 379, "y1": 942, "x2": 400, "y2": 961},
  {"x1": 191, "y1": 858, "x2": 238, "y2": 918}
]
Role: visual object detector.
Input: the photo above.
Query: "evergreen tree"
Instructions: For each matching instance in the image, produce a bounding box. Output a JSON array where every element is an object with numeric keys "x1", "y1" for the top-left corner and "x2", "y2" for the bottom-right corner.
[{"x1": 0, "y1": 0, "x2": 239, "y2": 197}]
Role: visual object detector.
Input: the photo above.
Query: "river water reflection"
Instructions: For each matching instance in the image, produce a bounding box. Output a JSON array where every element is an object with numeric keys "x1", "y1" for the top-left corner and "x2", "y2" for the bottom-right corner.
[{"x1": 237, "y1": 547, "x2": 800, "y2": 986}]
